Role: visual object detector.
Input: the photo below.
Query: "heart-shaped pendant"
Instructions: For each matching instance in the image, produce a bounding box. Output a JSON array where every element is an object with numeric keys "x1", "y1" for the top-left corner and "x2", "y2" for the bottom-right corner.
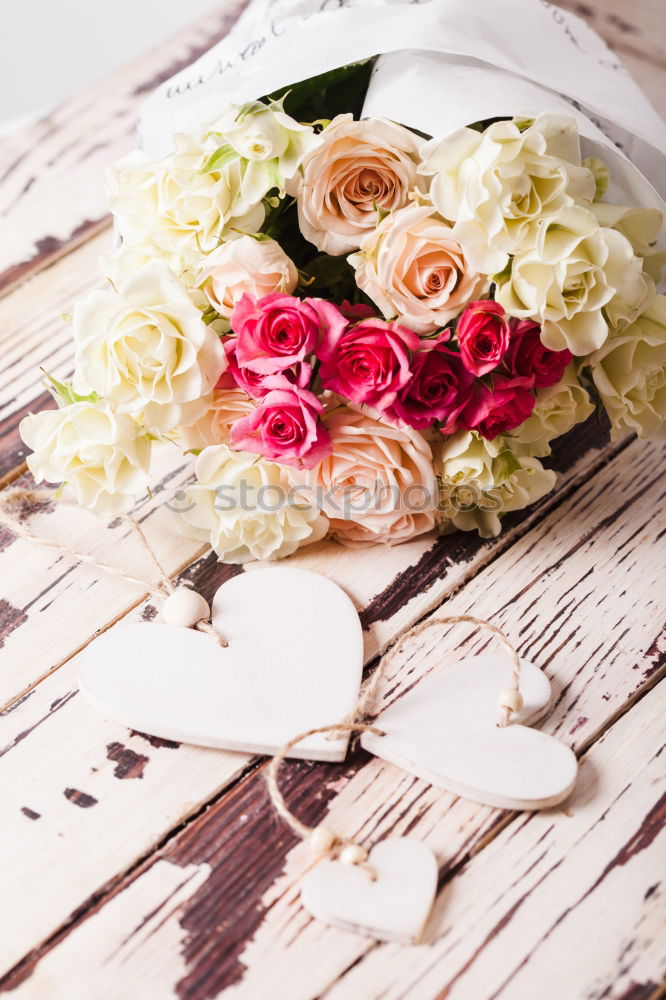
[
  {"x1": 361, "y1": 654, "x2": 577, "y2": 810},
  {"x1": 78, "y1": 567, "x2": 363, "y2": 761},
  {"x1": 301, "y1": 838, "x2": 438, "y2": 944}
]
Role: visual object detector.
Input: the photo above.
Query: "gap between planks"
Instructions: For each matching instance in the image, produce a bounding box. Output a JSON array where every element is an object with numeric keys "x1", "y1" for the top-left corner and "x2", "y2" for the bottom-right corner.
[
  {"x1": 0, "y1": 436, "x2": 663, "y2": 993},
  {"x1": 0, "y1": 424, "x2": 631, "y2": 717}
]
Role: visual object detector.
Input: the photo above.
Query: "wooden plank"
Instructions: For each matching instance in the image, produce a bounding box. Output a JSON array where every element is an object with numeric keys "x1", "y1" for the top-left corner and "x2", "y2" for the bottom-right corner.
[
  {"x1": 0, "y1": 437, "x2": 662, "y2": 989},
  {"x1": 0, "y1": 414, "x2": 621, "y2": 711},
  {"x1": 0, "y1": 0, "x2": 249, "y2": 298},
  {"x1": 0, "y1": 233, "x2": 107, "y2": 484},
  {"x1": 324, "y1": 682, "x2": 666, "y2": 1000}
]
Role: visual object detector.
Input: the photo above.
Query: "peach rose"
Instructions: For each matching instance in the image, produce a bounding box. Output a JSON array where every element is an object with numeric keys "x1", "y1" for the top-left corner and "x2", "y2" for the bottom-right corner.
[
  {"x1": 288, "y1": 403, "x2": 438, "y2": 546},
  {"x1": 198, "y1": 235, "x2": 297, "y2": 320},
  {"x1": 296, "y1": 115, "x2": 423, "y2": 255},
  {"x1": 350, "y1": 205, "x2": 487, "y2": 335},
  {"x1": 181, "y1": 388, "x2": 257, "y2": 450}
]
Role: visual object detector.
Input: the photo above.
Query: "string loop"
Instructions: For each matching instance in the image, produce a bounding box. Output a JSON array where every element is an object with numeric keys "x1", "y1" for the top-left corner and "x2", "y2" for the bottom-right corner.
[
  {"x1": 266, "y1": 613, "x2": 524, "y2": 867},
  {"x1": 0, "y1": 486, "x2": 226, "y2": 644}
]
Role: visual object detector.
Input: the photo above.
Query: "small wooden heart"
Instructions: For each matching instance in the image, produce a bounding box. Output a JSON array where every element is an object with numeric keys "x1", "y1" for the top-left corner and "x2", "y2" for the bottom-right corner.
[
  {"x1": 301, "y1": 838, "x2": 438, "y2": 944},
  {"x1": 361, "y1": 654, "x2": 577, "y2": 810},
  {"x1": 78, "y1": 567, "x2": 363, "y2": 761}
]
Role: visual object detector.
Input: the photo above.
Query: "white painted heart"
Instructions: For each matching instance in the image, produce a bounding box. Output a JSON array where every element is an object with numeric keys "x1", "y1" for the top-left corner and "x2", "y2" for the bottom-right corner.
[
  {"x1": 361, "y1": 654, "x2": 577, "y2": 810},
  {"x1": 301, "y1": 838, "x2": 438, "y2": 944},
  {"x1": 78, "y1": 567, "x2": 363, "y2": 761}
]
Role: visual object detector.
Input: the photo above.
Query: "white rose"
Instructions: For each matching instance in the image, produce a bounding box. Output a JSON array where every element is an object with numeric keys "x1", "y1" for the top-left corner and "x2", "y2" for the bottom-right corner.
[
  {"x1": 20, "y1": 401, "x2": 152, "y2": 519},
  {"x1": 296, "y1": 115, "x2": 424, "y2": 255},
  {"x1": 586, "y1": 294, "x2": 666, "y2": 440},
  {"x1": 591, "y1": 202, "x2": 665, "y2": 285},
  {"x1": 73, "y1": 263, "x2": 226, "y2": 434},
  {"x1": 197, "y1": 235, "x2": 297, "y2": 320},
  {"x1": 211, "y1": 102, "x2": 321, "y2": 201},
  {"x1": 107, "y1": 134, "x2": 264, "y2": 273},
  {"x1": 180, "y1": 388, "x2": 257, "y2": 450},
  {"x1": 496, "y1": 206, "x2": 653, "y2": 355},
  {"x1": 437, "y1": 431, "x2": 556, "y2": 538},
  {"x1": 349, "y1": 204, "x2": 487, "y2": 334},
  {"x1": 175, "y1": 444, "x2": 328, "y2": 563},
  {"x1": 421, "y1": 114, "x2": 595, "y2": 274},
  {"x1": 508, "y1": 366, "x2": 595, "y2": 457}
]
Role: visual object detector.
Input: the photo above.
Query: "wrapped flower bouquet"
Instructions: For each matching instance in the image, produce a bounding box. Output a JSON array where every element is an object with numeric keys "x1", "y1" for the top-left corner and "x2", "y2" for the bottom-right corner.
[{"x1": 20, "y1": 0, "x2": 666, "y2": 562}]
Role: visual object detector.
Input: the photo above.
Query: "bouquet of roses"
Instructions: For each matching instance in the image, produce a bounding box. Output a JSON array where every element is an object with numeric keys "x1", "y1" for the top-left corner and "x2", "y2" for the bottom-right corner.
[{"x1": 20, "y1": 0, "x2": 666, "y2": 563}]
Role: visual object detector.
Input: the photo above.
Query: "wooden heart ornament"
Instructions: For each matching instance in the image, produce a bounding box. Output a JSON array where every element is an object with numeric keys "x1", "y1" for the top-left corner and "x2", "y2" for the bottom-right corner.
[
  {"x1": 78, "y1": 567, "x2": 363, "y2": 761},
  {"x1": 361, "y1": 654, "x2": 577, "y2": 810},
  {"x1": 301, "y1": 838, "x2": 438, "y2": 944}
]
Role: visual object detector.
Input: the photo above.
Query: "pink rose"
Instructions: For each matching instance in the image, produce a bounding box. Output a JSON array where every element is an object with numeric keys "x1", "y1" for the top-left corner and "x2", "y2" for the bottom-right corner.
[
  {"x1": 318, "y1": 318, "x2": 419, "y2": 410},
  {"x1": 505, "y1": 318, "x2": 573, "y2": 388},
  {"x1": 198, "y1": 236, "x2": 297, "y2": 320},
  {"x1": 218, "y1": 337, "x2": 313, "y2": 399},
  {"x1": 390, "y1": 337, "x2": 474, "y2": 431},
  {"x1": 461, "y1": 377, "x2": 536, "y2": 440},
  {"x1": 217, "y1": 337, "x2": 271, "y2": 398},
  {"x1": 230, "y1": 377, "x2": 331, "y2": 469},
  {"x1": 231, "y1": 293, "x2": 345, "y2": 375},
  {"x1": 457, "y1": 301, "x2": 510, "y2": 376}
]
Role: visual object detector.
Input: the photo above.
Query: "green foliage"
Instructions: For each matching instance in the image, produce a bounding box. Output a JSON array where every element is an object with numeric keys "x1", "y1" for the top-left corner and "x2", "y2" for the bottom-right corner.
[
  {"x1": 494, "y1": 446, "x2": 523, "y2": 482},
  {"x1": 201, "y1": 143, "x2": 239, "y2": 174},
  {"x1": 42, "y1": 370, "x2": 100, "y2": 407},
  {"x1": 582, "y1": 156, "x2": 610, "y2": 202},
  {"x1": 263, "y1": 60, "x2": 375, "y2": 125}
]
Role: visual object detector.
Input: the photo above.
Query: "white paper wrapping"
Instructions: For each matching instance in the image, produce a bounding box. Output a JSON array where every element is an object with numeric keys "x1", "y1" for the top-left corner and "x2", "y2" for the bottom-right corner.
[{"x1": 139, "y1": 0, "x2": 666, "y2": 213}]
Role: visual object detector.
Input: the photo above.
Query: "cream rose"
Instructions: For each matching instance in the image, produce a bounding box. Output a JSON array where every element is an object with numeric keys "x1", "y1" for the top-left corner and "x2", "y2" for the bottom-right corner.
[
  {"x1": 20, "y1": 402, "x2": 152, "y2": 519},
  {"x1": 211, "y1": 102, "x2": 321, "y2": 201},
  {"x1": 421, "y1": 114, "x2": 595, "y2": 274},
  {"x1": 198, "y1": 235, "x2": 298, "y2": 320},
  {"x1": 175, "y1": 444, "x2": 328, "y2": 563},
  {"x1": 437, "y1": 431, "x2": 556, "y2": 538},
  {"x1": 591, "y1": 202, "x2": 665, "y2": 284},
  {"x1": 181, "y1": 388, "x2": 257, "y2": 450},
  {"x1": 73, "y1": 263, "x2": 226, "y2": 434},
  {"x1": 508, "y1": 367, "x2": 595, "y2": 457},
  {"x1": 107, "y1": 132, "x2": 265, "y2": 273},
  {"x1": 496, "y1": 206, "x2": 653, "y2": 355},
  {"x1": 296, "y1": 115, "x2": 423, "y2": 255},
  {"x1": 586, "y1": 295, "x2": 666, "y2": 440},
  {"x1": 350, "y1": 204, "x2": 486, "y2": 334},
  {"x1": 288, "y1": 403, "x2": 438, "y2": 547}
]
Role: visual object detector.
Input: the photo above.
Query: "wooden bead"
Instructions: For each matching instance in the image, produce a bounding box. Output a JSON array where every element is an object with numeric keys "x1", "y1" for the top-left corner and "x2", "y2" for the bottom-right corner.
[
  {"x1": 498, "y1": 688, "x2": 524, "y2": 714},
  {"x1": 308, "y1": 825, "x2": 337, "y2": 855},
  {"x1": 161, "y1": 588, "x2": 210, "y2": 629},
  {"x1": 339, "y1": 843, "x2": 368, "y2": 866}
]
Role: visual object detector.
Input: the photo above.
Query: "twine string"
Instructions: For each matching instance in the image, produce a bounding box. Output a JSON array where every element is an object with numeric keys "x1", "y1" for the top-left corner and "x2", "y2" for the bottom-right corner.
[
  {"x1": 266, "y1": 613, "x2": 523, "y2": 871},
  {"x1": 0, "y1": 486, "x2": 226, "y2": 644}
]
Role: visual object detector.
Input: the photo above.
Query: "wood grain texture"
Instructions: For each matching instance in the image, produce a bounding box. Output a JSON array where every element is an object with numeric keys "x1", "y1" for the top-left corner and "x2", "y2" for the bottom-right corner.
[
  {"x1": 0, "y1": 0, "x2": 249, "y2": 299},
  {"x1": 0, "y1": 0, "x2": 663, "y2": 993},
  {"x1": 1, "y1": 437, "x2": 663, "y2": 994},
  {"x1": 324, "y1": 683, "x2": 666, "y2": 1000},
  {"x1": 0, "y1": 413, "x2": 621, "y2": 711}
]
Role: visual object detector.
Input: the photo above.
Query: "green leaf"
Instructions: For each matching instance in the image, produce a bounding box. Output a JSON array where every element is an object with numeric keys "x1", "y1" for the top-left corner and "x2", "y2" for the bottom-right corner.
[
  {"x1": 266, "y1": 60, "x2": 375, "y2": 122},
  {"x1": 201, "y1": 143, "x2": 240, "y2": 174},
  {"x1": 513, "y1": 117, "x2": 534, "y2": 132},
  {"x1": 42, "y1": 370, "x2": 100, "y2": 407},
  {"x1": 493, "y1": 446, "x2": 523, "y2": 482},
  {"x1": 582, "y1": 156, "x2": 610, "y2": 202}
]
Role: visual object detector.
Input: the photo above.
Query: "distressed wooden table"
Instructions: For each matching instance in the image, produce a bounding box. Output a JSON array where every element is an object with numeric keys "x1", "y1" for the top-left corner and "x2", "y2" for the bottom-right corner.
[{"x1": 1, "y1": 3, "x2": 665, "y2": 998}]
